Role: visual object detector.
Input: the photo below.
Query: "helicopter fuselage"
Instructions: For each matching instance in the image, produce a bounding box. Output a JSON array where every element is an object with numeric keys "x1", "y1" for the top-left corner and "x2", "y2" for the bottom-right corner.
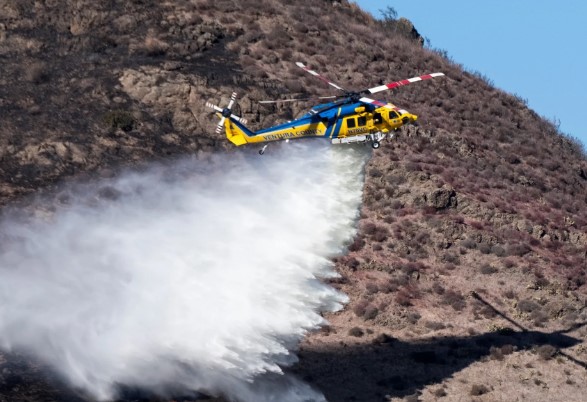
[{"x1": 223, "y1": 101, "x2": 417, "y2": 147}]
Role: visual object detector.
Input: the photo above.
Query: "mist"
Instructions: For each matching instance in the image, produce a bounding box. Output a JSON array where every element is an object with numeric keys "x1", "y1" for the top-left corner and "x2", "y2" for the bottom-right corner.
[{"x1": 0, "y1": 141, "x2": 369, "y2": 401}]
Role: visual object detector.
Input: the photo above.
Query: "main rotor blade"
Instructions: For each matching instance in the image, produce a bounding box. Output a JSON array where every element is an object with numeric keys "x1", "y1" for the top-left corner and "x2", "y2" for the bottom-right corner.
[
  {"x1": 363, "y1": 72, "x2": 445, "y2": 95},
  {"x1": 296, "y1": 62, "x2": 347, "y2": 93},
  {"x1": 259, "y1": 95, "x2": 338, "y2": 104}
]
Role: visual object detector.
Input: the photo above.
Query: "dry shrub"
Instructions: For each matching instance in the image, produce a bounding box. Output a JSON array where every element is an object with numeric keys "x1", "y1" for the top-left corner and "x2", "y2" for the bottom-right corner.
[
  {"x1": 461, "y1": 238, "x2": 476, "y2": 249},
  {"x1": 534, "y1": 276, "x2": 550, "y2": 289},
  {"x1": 501, "y1": 344, "x2": 515, "y2": 355},
  {"x1": 347, "y1": 235, "x2": 364, "y2": 252},
  {"x1": 24, "y1": 61, "x2": 49, "y2": 84},
  {"x1": 536, "y1": 344, "x2": 557, "y2": 360},
  {"x1": 104, "y1": 110, "x2": 136, "y2": 132},
  {"x1": 516, "y1": 299, "x2": 540, "y2": 313},
  {"x1": 432, "y1": 282, "x2": 445, "y2": 295},
  {"x1": 352, "y1": 299, "x2": 369, "y2": 317},
  {"x1": 442, "y1": 290, "x2": 466, "y2": 311},
  {"x1": 502, "y1": 289, "x2": 516, "y2": 299},
  {"x1": 425, "y1": 321, "x2": 446, "y2": 331},
  {"x1": 479, "y1": 304, "x2": 497, "y2": 319},
  {"x1": 348, "y1": 327, "x2": 364, "y2": 337},
  {"x1": 362, "y1": 222, "x2": 377, "y2": 235},
  {"x1": 491, "y1": 244, "x2": 506, "y2": 256},
  {"x1": 480, "y1": 264, "x2": 498, "y2": 275},
  {"x1": 395, "y1": 288, "x2": 413, "y2": 306},
  {"x1": 284, "y1": 79, "x2": 303, "y2": 92},
  {"x1": 478, "y1": 242, "x2": 491, "y2": 254},
  {"x1": 531, "y1": 310, "x2": 548, "y2": 327},
  {"x1": 433, "y1": 388, "x2": 447, "y2": 398},
  {"x1": 489, "y1": 346, "x2": 504, "y2": 361},
  {"x1": 373, "y1": 333, "x2": 395, "y2": 345},
  {"x1": 470, "y1": 220, "x2": 484, "y2": 230},
  {"x1": 363, "y1": 305, "x2": 379, "y2": 320},
  {"x1": 353, "y1": 300, "x2": 378, "y2": 320},
  {"x1": 344, "y1": 257, "x2": 360, "y2": 270},
  {"x1": 143, "y1": 35, "x2": 169, "y2": 56},
  {"x1": 373, "y1": 226, "x2": 389, "y2": 242},
  {"x1": 507, "y1": 242, "x2": 531, "y2": 257},
  {"x1": 243, "y1": 65, "x2": 267, "y2": 78},
  {"x1": 443, "y1": 263, "x2": 456, "y2": 271},
  {"x1": 365, "y1": 282, "x2": 379, "y2": 294},
  {"x1": 441, "y1": 252, "x2": 460, "y2": 265},
  {"x1": 369, "y1": 167, "x2": 383, "y2": 178},
  {"x1": 381, "y1": 278, "x2": 399, "y2": 293},
  {"x1": 470, "y1": 384, "x2": 489, "y2": 396},
  {"x1": 406, "y1": 311, "x2": 421, "y2": 325},
  {"x1": 565, "y1": 267, "x2": 586, "y2": 290},
  {"x1": 400, "y1": 261, "x2": 423, "y2": 276}
]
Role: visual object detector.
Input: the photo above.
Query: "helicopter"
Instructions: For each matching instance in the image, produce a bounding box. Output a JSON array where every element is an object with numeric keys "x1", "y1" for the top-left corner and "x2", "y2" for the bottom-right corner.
[{"x1": 205, "y1": 62, "x2": 444, "y2": 154}]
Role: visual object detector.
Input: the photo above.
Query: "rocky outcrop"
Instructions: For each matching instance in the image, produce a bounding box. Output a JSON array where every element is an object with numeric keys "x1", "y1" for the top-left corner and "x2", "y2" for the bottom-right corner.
[
  {"x1": 428, "y1": 187, "x2": 457, "y2": 209},
  {"x1": 396, "y1": 17, "x2": 425, "y2": 47}
]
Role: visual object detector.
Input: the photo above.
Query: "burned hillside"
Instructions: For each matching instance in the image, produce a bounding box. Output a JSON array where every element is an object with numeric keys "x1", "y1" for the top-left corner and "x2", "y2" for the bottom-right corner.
[{"x1": 1, "y1": 0, "x2": 586, "y2": 401}]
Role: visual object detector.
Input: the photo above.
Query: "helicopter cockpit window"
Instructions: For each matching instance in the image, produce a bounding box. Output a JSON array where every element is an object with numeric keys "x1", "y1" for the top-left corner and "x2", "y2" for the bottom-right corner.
[
  {"x1": 357, "y1": 116, "x2": 367, "y2": 126},
  {"x1": 389, "y1": 111, "x2": 399, "y2": 119},
  {"x1": 346, "y1": 118, "x2": 356, "y2": 128},
  {"x1": 374, "y1": 112, "x2": 382, "y2": 124}
]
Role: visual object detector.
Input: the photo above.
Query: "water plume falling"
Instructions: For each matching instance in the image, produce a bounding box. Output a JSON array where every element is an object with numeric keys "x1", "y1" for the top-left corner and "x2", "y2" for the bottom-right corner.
[{"x1": 0, "y1": 141, "x2": 369, "y2": 401}]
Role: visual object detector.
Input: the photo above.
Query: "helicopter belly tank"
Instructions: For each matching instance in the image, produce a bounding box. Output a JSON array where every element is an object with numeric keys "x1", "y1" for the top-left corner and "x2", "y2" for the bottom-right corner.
[{"x1": 331, "y1": 135, "x2": 369, "y2": 145}]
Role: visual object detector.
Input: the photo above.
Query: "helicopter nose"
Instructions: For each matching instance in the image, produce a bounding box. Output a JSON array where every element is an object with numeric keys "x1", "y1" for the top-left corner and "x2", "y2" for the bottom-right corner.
[{"x1": 402, "y1": 114, "x2": 418, "y2": 125}]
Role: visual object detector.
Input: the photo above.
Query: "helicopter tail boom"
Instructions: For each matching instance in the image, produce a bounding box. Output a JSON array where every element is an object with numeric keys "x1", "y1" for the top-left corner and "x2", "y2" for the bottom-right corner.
[{"x1": 223, "y1": 117, "x2": 255, "y2": 146}]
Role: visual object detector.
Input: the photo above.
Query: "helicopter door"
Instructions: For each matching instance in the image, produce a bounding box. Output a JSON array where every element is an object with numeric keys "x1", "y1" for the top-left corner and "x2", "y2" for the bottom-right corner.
[
  {"x1": 373, "y1": 112, "x2": 383, "y2": 125},
  {"x1": 343, "y1": 117, "x2": 356, "y2": 137}
]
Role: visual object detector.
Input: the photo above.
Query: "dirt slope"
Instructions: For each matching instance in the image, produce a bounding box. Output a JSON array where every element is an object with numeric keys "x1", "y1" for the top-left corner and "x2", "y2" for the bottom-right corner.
[{"x1": 1, "y1": 0, "x2": 586, "y2": 401}]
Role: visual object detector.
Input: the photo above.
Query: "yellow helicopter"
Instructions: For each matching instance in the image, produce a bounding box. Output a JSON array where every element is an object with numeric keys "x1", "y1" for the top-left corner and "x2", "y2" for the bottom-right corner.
[{"x1": 206, "y1": 62, "x2": 444, "y2": 154}]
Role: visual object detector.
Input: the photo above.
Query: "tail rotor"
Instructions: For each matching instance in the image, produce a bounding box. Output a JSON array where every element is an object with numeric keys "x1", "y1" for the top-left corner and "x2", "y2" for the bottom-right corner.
[{"x1": 205, "y1": 92, "x2": 248, "y2": 134}]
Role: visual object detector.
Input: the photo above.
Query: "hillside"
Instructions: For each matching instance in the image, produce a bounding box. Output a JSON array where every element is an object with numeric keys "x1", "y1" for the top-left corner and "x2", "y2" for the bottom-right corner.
[{"x1": 1, "y1": 0, "x2": 586, "y2": 401}]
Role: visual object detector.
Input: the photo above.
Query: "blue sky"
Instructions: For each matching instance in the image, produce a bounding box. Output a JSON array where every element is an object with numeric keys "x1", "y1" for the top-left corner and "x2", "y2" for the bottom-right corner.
[{"x1": 355, "y1": 0, "x2": 587, "y2": 146}]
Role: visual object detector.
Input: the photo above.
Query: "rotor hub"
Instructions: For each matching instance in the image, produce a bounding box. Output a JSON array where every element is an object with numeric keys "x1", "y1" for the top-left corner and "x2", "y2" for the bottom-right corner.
[
  {"x1": 347, "y1": 92, "x2": 361, "y2": 103},
  {"x1": 221, "y1": 108, "x2": 232, "y2": 118}
]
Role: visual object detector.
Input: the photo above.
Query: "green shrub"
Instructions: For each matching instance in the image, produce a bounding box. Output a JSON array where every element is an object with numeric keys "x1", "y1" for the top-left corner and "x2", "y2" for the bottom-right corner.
[{"x1": 104, "y1": 110, "x2": 136, "y2": 132}]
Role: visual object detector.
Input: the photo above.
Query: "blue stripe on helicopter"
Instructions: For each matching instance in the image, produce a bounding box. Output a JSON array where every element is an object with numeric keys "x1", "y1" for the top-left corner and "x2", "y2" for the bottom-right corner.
[
  {"x1": 231, "y1": 118, "x2": 255, "y2": 136},
  {"x1": 324, "y1": 120, "x2": 334, "y2": 138},
  {"x1": 324, "y1": 108, "x2": 342, "y2": 139},
  {"x1": 331, "y1": 115, "x2": 344, "y2": 138}
]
